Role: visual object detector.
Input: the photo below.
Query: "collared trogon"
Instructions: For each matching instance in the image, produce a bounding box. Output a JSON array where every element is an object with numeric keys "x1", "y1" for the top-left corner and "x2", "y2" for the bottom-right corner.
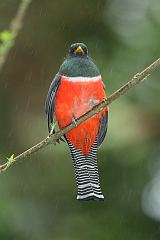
[{"x1": 45, "y1": 43, "x2": 108, "y2": 201}]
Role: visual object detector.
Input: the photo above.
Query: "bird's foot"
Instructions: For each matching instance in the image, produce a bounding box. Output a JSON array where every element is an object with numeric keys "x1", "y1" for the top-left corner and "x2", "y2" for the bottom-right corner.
[
  {"x1": 72, "y1": 116, "x2": 78, "y2": 127},
  {"x1": 49, "y1": 133, "x2": 65, "y2": 145},
  {"x1": 49, "y1": 136, "x2": 65, "y2": 145},
  {"x1": 58, "y1": 136, "x2": 66, "y2": 143},
  {"x1": 49, "y1": 121, "x2": 65, "y2": 144}
]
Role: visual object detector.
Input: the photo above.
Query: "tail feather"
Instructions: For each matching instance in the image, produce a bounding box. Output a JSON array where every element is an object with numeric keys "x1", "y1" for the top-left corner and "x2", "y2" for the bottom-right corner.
[{"x1": 67, "y1": 138, "x2": 104, "y2": 201}]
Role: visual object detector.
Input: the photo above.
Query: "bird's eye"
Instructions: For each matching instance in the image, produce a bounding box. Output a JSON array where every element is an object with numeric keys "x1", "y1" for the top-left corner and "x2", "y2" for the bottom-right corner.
[{"x1": 83, "y1": 48, "x2": 87, "y2": 54}]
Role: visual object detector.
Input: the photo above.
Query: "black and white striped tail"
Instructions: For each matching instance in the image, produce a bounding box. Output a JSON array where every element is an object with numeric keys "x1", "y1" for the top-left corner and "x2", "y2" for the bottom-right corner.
[{"x1": 67, "y1": 138, "x2": 104, "y2": 201}]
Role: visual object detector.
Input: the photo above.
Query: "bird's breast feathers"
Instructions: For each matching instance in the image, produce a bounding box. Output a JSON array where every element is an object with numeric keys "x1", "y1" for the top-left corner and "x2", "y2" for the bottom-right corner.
[
  {"x1": 55, "y1": 75, "x2": 107, "y2": 122},
  {"x1": 55, "y1": 75, "x2": 108, "y2": 154}
]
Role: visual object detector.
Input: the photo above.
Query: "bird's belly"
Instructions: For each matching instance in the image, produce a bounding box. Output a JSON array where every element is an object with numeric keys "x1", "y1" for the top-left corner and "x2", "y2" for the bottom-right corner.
[{"x1": 55, "y1": 76, "x2": 108, "y2": 154}]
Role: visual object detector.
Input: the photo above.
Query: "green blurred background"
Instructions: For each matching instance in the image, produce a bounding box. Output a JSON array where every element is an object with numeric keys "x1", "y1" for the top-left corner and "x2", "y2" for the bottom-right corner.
[{"x1": 0, "y1": 0, "x2": 160, "y2": 239}]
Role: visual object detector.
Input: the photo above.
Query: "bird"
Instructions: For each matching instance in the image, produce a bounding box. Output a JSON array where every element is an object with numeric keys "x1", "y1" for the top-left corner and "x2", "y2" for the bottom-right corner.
[{"x1": 45, "y1": 43, "x2": 108, "y2": 201}]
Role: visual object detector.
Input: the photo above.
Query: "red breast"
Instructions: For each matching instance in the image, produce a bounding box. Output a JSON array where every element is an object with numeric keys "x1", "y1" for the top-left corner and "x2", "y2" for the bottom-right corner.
[{"x1": 55, "y1": 75, "x2": 108, "y2": 155}]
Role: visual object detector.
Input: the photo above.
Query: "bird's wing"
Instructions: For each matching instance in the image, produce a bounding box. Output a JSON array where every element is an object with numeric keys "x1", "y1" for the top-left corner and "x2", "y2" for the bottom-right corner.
[
  {"x1": 97, "y1": 111, "x2": 108, "y2": 148},
  {"x1": 45, "y1": 74, "x2": 61, "y2": 132}
]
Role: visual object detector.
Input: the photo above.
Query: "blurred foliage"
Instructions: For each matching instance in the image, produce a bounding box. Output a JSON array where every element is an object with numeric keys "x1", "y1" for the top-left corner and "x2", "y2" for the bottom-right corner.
[
  {"x1": 0, "y1": 0, "x2": 160, "y2": 240},
  {"x1": 0, "y1": 30, "x2": 15, "y2": 54}
]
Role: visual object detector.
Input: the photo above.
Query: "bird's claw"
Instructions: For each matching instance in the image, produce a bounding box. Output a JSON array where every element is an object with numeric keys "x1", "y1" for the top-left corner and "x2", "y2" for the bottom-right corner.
[
  {"x1": 59, "y1": 136, "x2": 66, "y2": 142},
  {"x1": 72, "y1": 116, "x2": 78, "y2": 127},
  {"x1": 48, "y1": 131, "x2": 66, "y2": 145},
  {"x1": 53, "y1": 137, "x2": 65, "y2": 145}
]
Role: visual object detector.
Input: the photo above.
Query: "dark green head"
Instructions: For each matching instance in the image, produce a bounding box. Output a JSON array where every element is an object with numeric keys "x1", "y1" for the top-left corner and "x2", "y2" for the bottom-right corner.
[
  {"x1": 68, "y1": 43, "x2": 88, "y2": 58},
  {"x1": 58, "y1": 42, "x2": 100, "y2": 77}
]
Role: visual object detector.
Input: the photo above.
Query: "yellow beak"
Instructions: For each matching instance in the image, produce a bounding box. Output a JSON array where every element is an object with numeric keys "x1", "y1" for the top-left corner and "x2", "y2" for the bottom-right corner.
[{"x1": 74, "y1": 46, "x2": 84, "y2": 54}]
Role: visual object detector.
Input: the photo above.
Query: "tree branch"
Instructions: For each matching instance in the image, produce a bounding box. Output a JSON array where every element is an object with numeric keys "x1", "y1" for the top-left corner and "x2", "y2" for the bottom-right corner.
[
  {"x1": 0, "y1": 58, "x2": 160, "y2": 172},
  {"x1": 0, "y1": 0, "x2": 31, "y2": 72}
]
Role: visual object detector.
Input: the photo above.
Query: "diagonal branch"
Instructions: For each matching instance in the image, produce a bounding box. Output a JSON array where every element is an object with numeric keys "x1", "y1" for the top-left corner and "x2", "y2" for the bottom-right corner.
[
  {"x1": 0, "y1": 58, "x2": 160, "y2": 172},
  {"x1": 0, "y1": 0, "x2": 31, "y2": 72}
]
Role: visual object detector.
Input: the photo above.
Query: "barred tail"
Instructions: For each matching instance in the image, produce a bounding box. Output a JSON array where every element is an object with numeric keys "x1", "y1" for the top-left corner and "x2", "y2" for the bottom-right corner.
[{"x1": 67, "y1": 139, "x2": 104, "y2": 201}]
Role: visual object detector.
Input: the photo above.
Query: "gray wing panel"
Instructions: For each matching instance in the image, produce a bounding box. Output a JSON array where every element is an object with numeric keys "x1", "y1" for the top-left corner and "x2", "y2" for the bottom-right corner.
[
  {"x1": 45, "y1": 74, "x2": 61, "y2": 132},
  {"x1": 97, "y1": 111, "x2": 108, "y2": 148}
]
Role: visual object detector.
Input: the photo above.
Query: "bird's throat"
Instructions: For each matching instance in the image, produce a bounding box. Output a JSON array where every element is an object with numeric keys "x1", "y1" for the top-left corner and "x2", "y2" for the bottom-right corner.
[{"x1": 59, "y1": 57, "x2": 100, "y2": 77}]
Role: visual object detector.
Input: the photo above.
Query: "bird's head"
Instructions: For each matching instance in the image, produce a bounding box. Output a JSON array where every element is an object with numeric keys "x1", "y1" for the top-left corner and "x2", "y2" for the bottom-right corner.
[
  {"x1": 59, "y1": 42, "x2": 100, "y2": 77},
  {"x1": 68, "y1": 43, "x2": 88, "y2": 58}
]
